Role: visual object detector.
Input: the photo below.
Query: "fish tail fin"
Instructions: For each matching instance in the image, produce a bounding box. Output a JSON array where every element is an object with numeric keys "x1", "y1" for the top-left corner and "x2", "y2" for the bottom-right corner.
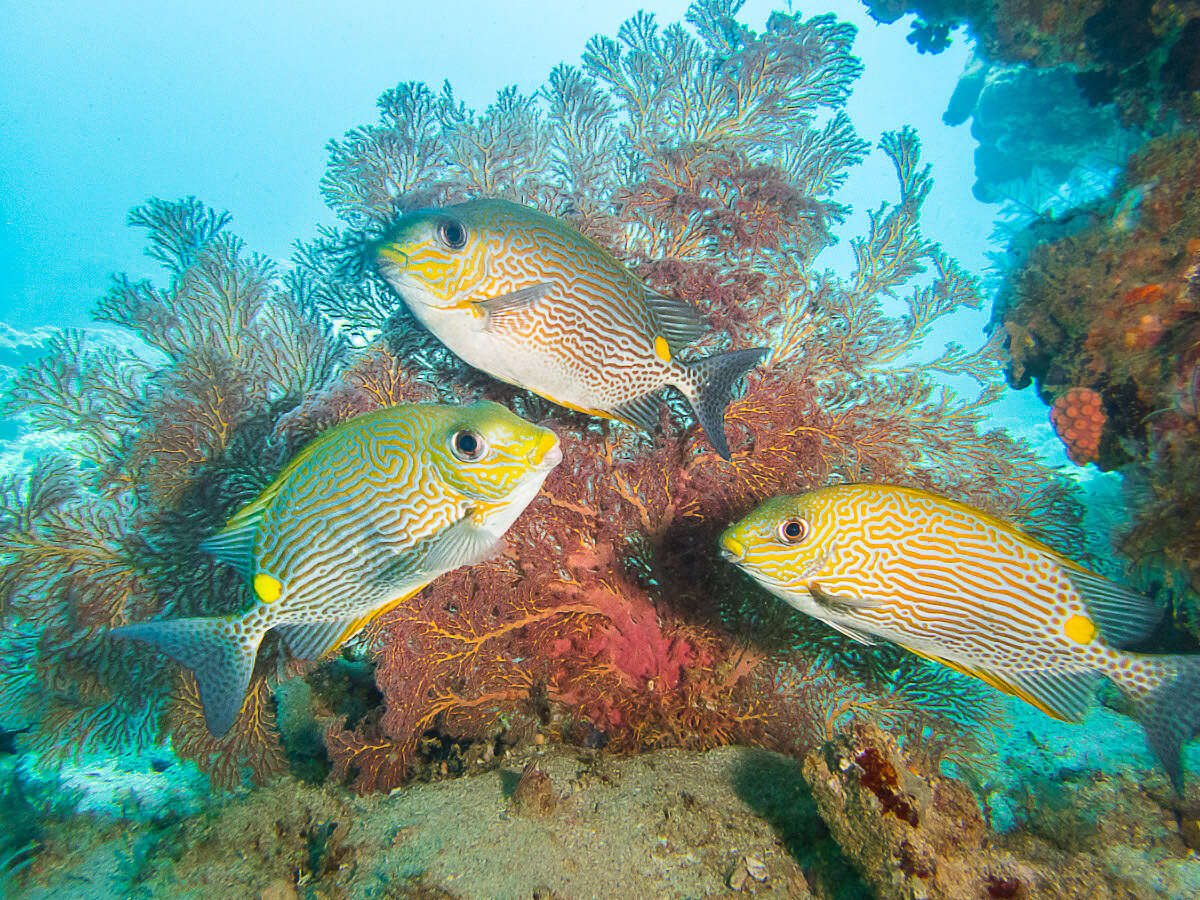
[
  {"x1": 109, "y1": 616, "x2": 265, "y2": 738},
  {"x1": 678, "y1": 346, "x2": 769, "y2": 460},
  {"x1": 1109, "y1": 653, "x2": 1200, "y2": 793}
]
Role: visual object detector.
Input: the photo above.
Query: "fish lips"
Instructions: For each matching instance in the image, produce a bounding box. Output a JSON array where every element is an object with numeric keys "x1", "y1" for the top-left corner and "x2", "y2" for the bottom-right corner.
[
  {"x1": 375, "y1": 245, "x2": 411, "y2": 273},
  {"x1": 539, "y1": 439, "x2": 563, "y2": 470}
]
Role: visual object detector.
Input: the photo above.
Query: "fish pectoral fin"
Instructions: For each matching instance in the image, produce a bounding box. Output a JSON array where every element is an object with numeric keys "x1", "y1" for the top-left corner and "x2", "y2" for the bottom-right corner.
[
  {"x1": 199, "y1": 517, "x2": 261, "y2": 580},
  {"x1": 421, "y1": 514, "x2": 506, "y2": 573},
  {"x1": 475, "y1": 281, "x2": 553, "y2": 330},
  {"x1": 610, "y1": 392, "x2": 662, "y2": 432},
  {"x1": 810, "y1": 584, "x2": 886, "y2": 614},
  {"x1": 643, "y1": 291, "x2": 704, "y2": 351}
]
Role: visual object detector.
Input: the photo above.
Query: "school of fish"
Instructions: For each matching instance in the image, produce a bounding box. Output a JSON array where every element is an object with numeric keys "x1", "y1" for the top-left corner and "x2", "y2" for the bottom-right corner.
[
  {"x1": 720, "y1": 483, "x2": 1200, "y2": 790},
  {"x1": 110, "y1": 401, "x2": 561, "y2": 736},
  {"x1": 373, "y1": 198, "x2": 767, "y2": 460},
  {"x1": 107, "y1": 197, "x2": 1196, "y2": 790}
]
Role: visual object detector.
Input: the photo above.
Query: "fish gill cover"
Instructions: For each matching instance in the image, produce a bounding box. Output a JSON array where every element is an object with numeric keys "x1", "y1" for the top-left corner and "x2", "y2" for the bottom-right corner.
[{"x1": 0, "y1": 0, "x2": 1084, "y2": 792}]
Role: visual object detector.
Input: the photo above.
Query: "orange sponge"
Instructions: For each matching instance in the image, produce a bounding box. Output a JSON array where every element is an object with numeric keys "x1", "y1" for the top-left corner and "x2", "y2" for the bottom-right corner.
[{"x1": 1050, "y1": 387, "x2": 1106, "y2": 465}]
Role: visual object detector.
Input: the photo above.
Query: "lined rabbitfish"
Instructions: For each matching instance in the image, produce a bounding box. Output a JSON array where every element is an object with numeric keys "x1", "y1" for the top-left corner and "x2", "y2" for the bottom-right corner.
[
  {"x1": 720, "y1": 483, "x2": 1200, "y2": 790},
  {"x1": 109, "y1": 401, "x2": 561, "y2": 737},
  {"x1": 374, "y1": 199, "x2": 768, "y2": 460}
]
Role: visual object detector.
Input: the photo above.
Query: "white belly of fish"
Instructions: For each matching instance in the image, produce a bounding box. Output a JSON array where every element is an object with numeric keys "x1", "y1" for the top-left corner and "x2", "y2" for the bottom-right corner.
[{"x1": 405, "y1": 293, "x2": 614, "y2": 411}]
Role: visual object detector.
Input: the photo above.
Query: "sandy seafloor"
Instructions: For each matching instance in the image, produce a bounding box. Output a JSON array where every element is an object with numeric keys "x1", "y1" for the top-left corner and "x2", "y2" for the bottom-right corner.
[{"x1": 3, "y1": 694, "x2": 1198, "y2": 899}]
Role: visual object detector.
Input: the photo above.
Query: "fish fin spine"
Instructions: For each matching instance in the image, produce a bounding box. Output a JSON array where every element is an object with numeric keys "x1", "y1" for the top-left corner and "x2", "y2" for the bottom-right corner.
[
  {"x1": 1061, "y1": 567, "x2": 1164, "y2": 647},
  {"x1": 643, "y1": 292, "x2": 704, "y2": 351},
  {"x1": 678, "y1": 346, "x2": 769, "y2": 460},
  {"x1": 108, "y1": 616, "x2": 265, "y2": 738}
]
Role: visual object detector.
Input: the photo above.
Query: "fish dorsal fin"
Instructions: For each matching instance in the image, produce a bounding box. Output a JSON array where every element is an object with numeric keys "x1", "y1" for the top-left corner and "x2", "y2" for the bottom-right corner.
[
  {"x1": 610, "y1": 392, "x2": 662, "y2": 432},
  {"x1": 643, "y1": 292, "x2": 703, "y2": 352},
  {"x1": 421, "y1": 513, "x2": 505, "y2": 574},
  {"x1": 198, "y1": 514, "x2": 261, "y2": 579},
  {"x1": 1061, "y1": 566, "x2": 1164, "y2": 647},
  {"x1": 475, "y1": 282, "x2": 553, "y2": 331}
]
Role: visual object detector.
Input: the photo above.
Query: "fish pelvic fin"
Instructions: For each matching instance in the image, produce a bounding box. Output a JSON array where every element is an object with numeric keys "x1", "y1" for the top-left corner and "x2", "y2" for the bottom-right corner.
[
  {"x1": 109, "y1": 616, "x2": 266, "y2": 738},
  {"x1": 1110, "y1": 653, "x2": 1200, "y2": 794},
  {"x1": 677, "y1": 346, "x2": 769, "y2": 460}
]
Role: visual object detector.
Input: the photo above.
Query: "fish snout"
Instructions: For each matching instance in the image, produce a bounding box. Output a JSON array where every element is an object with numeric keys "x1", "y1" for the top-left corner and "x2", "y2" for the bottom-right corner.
[
  {"x1": 719, "y1": 533, "x2": 746, "y2": 563},
  {"x1": 376, "y1": 244, "x2": 410, "y2": 272},
  {"x1": 534, "y1": 430, "x2": 562, "y2": 469}
]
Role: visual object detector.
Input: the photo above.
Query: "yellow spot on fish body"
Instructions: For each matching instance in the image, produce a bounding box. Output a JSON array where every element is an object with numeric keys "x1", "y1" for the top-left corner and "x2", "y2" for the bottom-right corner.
[
  {"x1": 254, "y1": 573, "x2": 282, "y2": 604},
  {"x1": 654, "y1": 335, "x2": 671, "y2": 362},
  {"x1": 1063, "y1": 613, "x2": 1096, "y2": 644}
]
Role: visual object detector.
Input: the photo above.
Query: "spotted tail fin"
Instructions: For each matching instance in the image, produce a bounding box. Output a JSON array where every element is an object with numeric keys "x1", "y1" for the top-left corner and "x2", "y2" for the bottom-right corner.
[
  {"x1": 1110, "y1": 654, "x2": 1200, "y2": 793},
  {"x1": 678, "y1": 346, "x2": 769, "y2": 460},
  {"x1": 109, "y1": 616, "x2": 266, "y2": 738}
]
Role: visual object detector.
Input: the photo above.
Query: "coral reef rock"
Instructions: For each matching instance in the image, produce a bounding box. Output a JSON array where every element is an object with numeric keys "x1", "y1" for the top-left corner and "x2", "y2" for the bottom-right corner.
[
  {"x1": 802, "y1": 722, "x2": 1018, "y2": 899},
  {"x1": 12, "y1": 744, "x2": 864, "y2": 899},
  {"x1": 802, "y1": 722, "x2": 1200, "y2": 899}
]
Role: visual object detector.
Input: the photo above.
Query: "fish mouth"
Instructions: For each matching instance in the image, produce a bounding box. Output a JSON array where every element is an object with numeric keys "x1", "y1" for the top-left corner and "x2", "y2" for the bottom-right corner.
[
  {"x1": 719, "y1": 534, "x2": 745, "y2": 563},
  {"x1": 533, "y1": 431, "x2": 562, "y2": 469},
  {"x1": 376, "y1": 245, "x2": 410, "y2": 272}
]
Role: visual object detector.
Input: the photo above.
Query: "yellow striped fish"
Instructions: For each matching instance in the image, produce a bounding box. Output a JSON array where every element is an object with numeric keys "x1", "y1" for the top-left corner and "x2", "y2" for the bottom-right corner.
[
  {"x1": 374, "y1": 199, "x2": 768, "y2": 460},
  {"x1": 110, "y1": 401, "x2": 561, "y2": 737},
  {"x1": 720, "y1": 483, "x2": 1200, "y2": 790}
]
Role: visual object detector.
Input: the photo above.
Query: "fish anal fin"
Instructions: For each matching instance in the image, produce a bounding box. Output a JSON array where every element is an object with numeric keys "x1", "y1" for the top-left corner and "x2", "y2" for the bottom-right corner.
[
  {"x1": 275, "y1": 620, "x2": 361, "y2": 661},
  {"x1": 644, "y1": 292, "x2": 704, "y2": 351},
  {"x1": 1062, "y1": 567, "x2": 1164, "y2": 647},
  {"x1": 610, "y1": 392, "x2": 662, "y2": 433},
  {"x1": 902, "y1": 645, "x2": 1097, "y2": 723},
  {"x1": 277, "y1": 582, "x2": 431, "y2": 662}
]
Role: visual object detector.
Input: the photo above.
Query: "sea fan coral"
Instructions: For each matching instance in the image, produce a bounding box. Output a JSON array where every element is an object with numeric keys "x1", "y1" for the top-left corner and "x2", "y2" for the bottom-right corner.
[
  {"x1": 0, "y1": 198, "x2": 342, "y2": 785},
  {"x1": 1, "y1": 1, "x2": 1083, "y2": 792},
  {"x1": 307, "y1": 2, "x2": 1075, "y2": 789}
]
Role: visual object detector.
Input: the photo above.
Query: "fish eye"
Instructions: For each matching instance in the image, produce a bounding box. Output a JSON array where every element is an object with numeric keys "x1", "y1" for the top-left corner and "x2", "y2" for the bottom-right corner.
[
  {"x1": 438, "y1": 219, "x2": 468, "y2": 250},
  {"x1": 451, "y1": 429, "x2": 487, "y2": 462},
  {"x1": 777, "y1": 517, "x2": 807, "y2": 544}
]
